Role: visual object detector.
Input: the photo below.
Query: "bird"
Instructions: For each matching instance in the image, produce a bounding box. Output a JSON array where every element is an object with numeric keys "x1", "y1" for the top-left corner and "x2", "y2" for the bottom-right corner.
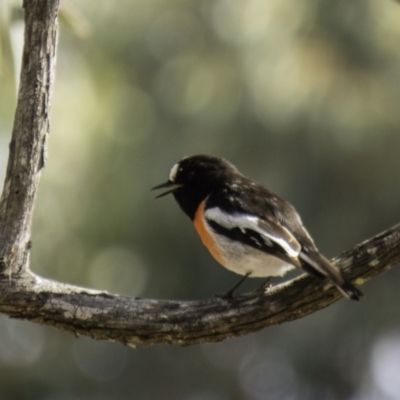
[{"x1": 152, "y1": 155, "x2": 362, "y2": 300}]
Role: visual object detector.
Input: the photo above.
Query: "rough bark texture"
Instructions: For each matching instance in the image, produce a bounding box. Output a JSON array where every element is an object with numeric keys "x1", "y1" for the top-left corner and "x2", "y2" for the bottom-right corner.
[
  {"x1": 0, "y1": 0, "x2": 59, "y2": 276},
  {"x1": 0, "y1": 223, "x2": 399, "y2": 346},
  {"x1": 0, "y1": 0, "x2": 399, "y2": 347}
]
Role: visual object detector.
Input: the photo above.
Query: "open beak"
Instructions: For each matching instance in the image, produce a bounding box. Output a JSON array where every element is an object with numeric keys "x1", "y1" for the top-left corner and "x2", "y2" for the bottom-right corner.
[{"x1": 152, "y1": 181, "x2": 184, "y2": 198}]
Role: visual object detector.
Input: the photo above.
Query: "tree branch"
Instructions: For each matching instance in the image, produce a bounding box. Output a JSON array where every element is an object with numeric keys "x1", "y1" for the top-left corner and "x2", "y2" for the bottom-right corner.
[
  {"x1": 0, "y1": 0, "x2": 59, "y2": 276},
  {"x1": 0, "y1": 0, "x2": 399, "y2": 347},
  {"x1": 0, "y1": 222, "x2": 399, "y2": 346}
]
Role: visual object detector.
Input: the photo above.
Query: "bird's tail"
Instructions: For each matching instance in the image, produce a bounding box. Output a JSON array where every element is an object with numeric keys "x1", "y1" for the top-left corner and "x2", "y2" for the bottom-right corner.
[{"x1": 299, "y1": 251, "x2": 363, "y2": 301}]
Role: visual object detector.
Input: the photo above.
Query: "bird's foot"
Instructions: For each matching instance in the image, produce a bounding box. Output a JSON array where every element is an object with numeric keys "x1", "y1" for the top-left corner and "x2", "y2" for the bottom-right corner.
[
  {"x1": 214, "y1": 290, "x2": 235, "y2": 300},
  {"x1": 257, "y1": 277, "x2": 272, "y2": 294}
]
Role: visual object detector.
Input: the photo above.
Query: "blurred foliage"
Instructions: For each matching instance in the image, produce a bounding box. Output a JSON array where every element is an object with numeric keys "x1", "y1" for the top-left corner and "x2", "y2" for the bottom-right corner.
[{"x1": 1, "y1": 0, "x2": 400, "y2": 399}]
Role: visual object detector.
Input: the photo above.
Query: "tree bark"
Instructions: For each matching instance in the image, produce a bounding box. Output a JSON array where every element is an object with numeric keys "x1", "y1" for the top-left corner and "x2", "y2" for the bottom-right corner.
[
  {"x1": 0, "y1": 0, "x2": 59, "y2": 276},
  {"x1": 0, "y1": 223, "x2": 399, "y2": 346},
  {"x1": 0, "y1": 0, "x2": 399, "y2": 347}
]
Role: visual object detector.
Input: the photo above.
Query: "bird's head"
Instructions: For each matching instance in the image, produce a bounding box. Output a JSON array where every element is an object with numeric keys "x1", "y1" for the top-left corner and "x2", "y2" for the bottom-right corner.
[{"x1": 152, "y1": 155, "x2": 237, "y2": 219}]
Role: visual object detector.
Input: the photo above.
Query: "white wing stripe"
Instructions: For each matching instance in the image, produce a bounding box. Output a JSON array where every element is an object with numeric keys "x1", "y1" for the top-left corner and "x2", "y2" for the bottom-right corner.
[{"x1": 204, "y1": 207, "x2": 300, "y2": 258}]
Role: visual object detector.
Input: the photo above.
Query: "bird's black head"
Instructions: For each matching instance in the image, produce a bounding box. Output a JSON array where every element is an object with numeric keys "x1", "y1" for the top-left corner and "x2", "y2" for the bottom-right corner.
[{"x1": 153, "y1": 155, "x2": 238, "y2": 219}]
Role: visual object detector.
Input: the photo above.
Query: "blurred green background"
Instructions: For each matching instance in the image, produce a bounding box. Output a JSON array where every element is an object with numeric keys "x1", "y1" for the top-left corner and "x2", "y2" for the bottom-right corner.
[{"x1": 1, "y1": 0, "x2": 400, "y2": 399}]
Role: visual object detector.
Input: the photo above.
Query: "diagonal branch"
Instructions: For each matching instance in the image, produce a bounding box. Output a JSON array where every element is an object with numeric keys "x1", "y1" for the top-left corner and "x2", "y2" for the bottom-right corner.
[{"x1": 0, "y1": 0, "x2": 399, "y2": 348}]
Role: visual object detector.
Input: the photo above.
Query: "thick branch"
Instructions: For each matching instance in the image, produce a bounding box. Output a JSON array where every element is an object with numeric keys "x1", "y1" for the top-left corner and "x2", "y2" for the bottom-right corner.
[
  {"x1": 0, "y1": 0, "x2": 59, "y2": 275},
  {"x1": 0, "y1": 223, "x2": 398, "y2": 346}
]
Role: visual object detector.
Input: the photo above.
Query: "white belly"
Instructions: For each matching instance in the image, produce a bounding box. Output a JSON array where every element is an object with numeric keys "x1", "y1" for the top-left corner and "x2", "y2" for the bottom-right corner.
[{"x1": 212, "y1": 233, "x2": 295, "y2": 278}]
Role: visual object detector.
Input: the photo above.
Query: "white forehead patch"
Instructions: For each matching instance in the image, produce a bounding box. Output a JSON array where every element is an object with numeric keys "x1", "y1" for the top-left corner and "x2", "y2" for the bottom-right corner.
[{"x1": 169, "y1": 163, "x2": 179, "y2": 182}]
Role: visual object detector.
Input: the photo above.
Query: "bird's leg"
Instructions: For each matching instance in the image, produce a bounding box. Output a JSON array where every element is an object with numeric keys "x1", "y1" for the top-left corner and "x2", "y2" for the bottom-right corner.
[
  {"x1": 257, "y1": 277, "x2": 272, "y2": 293},
  {"x1": 219, "y1": 272, "x2": 251, "y2": 299}
]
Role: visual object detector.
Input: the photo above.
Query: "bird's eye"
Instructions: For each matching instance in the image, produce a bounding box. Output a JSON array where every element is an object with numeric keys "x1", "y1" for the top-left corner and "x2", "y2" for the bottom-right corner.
[{"x1": 187, "y1": 171, "x2": 195, "y2": 180}]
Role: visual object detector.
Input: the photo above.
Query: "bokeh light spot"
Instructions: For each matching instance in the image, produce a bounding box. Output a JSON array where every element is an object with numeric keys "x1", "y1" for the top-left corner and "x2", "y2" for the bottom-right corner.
[
  {"x1": 89, "y1": 247, "x2": 148, "y2": 296},
  {"x1": 239, "y1": 348, "x2": 297, "y2": 400},
  {"x1": 371, "y1": 332, "x2": 400, "y2": 400},
  {"x1": 73, "y1": 337, "x2": 128, "y2": 382},
  {"x1": 0, "y1": 317, "x2": 46, "y2": 366}
]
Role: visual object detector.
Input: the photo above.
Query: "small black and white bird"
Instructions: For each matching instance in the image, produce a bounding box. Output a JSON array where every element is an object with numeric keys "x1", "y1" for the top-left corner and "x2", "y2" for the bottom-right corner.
[{"x1": 153, "y1": 155, "x2": 362, "y2": 300}]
